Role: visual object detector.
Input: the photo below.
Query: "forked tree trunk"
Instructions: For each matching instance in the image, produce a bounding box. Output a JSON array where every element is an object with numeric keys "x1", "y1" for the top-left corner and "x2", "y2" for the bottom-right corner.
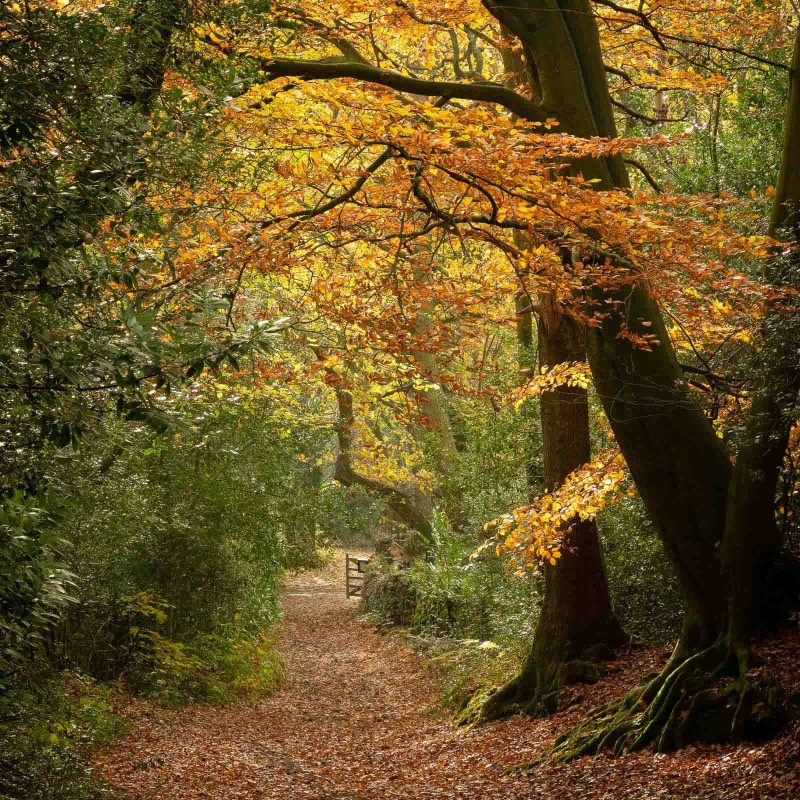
[{"x1": 481, "y1": 1, "x2": 798, "y2": 752}]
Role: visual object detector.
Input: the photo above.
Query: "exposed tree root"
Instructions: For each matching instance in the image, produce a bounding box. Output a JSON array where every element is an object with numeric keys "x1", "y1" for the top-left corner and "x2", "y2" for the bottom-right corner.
[
  {"x1": 480, "y1": 651, "x2": 611, "y2": 723},
  {"x1": 478, "y1": 671, "x2": 559, "y2": 723},
  {"x1": 548, "y1": 639, "x2": 789, "y2": 763}
]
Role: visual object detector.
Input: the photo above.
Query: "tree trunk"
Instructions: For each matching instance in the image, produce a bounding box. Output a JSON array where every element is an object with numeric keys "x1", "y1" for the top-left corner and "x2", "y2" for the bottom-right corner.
[
  {"x1": 505, "y1": 77, "x2": 628, "y2": 706},
  {"x1": 482, "y1": 0, "x2": 730, "y2": 644},
  {"x1": 332, "y1": 386, "x2": 433, "y2": 542},
  {"x1": 475, "y1": 1, "x2": 800, "y2": 754},
  {"x1": 722, "y1": 26, "x2": 800, "y2": 654},
  {"x1": 483, "y1": 293, "x2": 625, "y2": 719},
  {"x1": 481, "y1": 41, "x2": 626, "y2": 719}
]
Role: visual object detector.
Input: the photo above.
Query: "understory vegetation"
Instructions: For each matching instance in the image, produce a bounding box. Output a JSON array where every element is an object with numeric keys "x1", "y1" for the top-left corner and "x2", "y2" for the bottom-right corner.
[
  {"x1": 360, "y1": 464, "x2": 683, "y2": 724},
  {"x1": 2, "y1": 1, "x2": 800, "y2": 799}
]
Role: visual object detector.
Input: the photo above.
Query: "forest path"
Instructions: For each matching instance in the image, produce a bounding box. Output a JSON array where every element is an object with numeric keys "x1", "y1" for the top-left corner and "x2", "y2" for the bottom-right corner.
[{"x1": 93, "y1": 551, "x2": 800, "y2": 800}]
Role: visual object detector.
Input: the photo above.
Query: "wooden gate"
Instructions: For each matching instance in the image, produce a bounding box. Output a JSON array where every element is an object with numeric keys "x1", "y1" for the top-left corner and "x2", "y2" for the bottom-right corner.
[{"x1": 345, "y1": 554, "x2": 369, "y2": 598}]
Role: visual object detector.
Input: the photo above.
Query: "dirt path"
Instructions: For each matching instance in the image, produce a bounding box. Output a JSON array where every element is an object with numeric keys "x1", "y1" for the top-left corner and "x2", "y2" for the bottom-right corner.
[{"x1": 94, "y1": 552, "x2": 800, "y2": 800}]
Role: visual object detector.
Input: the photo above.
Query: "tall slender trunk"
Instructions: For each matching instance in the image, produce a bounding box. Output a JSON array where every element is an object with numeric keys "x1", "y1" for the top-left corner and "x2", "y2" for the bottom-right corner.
[
  {"x1": 482, "y1": 41, "x2": 625, "y2": 719},
  {"x1": 484, "y1": 293, "x2": 625, "y2": 718}
]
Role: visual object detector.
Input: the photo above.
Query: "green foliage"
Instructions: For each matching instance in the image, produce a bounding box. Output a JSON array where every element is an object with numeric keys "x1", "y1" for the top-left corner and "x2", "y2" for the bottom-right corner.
[
  {"x1": 441, "y1": 365, "x2": 540, "y2": 528},
  {"x1": 0, "y1": 0, "x2": 276, "y2": 482},
  {"x1": 620, "y1": 64, "x2": 788, "y2": 201},
  {"x1": 43, "y1": 397, "x2": 326, "y2": 690},
  {"x1": 64, "y1": 592, "x2": 285, "y2": 705},
  {"x1": 361, "y1": 557, "x2": 419, "y2": 627},
  {"x1": 0, "y1": 493, "x2": 75, "y2": 689},
  {"x1": 133, "y1": 626, "x2": 284, "y2": 705},
  {"x1": 412, "y1": 637, "x2": 519, "y2": 726},
  {"x1": 600, "y1": 493, "x2": 684, "y2": 643},
  {"x1": 0, "y1": 673, "x2": 123, "y2": 800},
  {"x1": 362, "y1": 514, "x2": 539, "y2": 644}
]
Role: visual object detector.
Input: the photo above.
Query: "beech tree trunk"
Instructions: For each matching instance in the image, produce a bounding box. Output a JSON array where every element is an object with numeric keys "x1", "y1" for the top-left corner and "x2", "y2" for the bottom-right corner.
[
  {"x1": 477, "y1": 2, "x2": 800, "y2": 754},
  {"x1": 483, "y1": 293, "x2": 625, "y2": 718},
  {"x1": 481, "y1": 43, "x2": 625, "y2": 719},
  {"x1": 482, "y1": 0, "x2": 731, "y2": 647}
]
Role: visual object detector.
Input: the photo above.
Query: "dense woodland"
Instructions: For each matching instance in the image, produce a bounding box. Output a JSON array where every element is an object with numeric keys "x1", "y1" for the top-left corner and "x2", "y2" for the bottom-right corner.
[{"x1": 2, "y1": 1, "x2": 800, "y2": 798}]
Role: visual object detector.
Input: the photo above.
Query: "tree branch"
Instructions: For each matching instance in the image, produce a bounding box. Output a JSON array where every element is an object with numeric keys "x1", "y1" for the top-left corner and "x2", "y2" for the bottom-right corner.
[
  {"x1": 260, "y1": 58, "x2": 552, "y2": 123},
  {"x1": 624, "y1": 158, "x2": 663, "y2": 193},
  {"x1": 593, "y1": 0, "x2": 790, "y2": 72},
  {"x1": 333, "y1": 386, "x2": 433, "y2": 538}
]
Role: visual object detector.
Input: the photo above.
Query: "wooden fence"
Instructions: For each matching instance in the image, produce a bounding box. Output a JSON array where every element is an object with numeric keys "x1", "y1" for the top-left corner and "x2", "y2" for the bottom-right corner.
[{"x1": 345, "y1": 554, "x2": 369, "y2": 598}]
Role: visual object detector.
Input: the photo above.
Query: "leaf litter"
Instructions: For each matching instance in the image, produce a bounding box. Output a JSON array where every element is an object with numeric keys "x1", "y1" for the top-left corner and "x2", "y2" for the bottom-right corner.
[{"x1": 92, "y1": 553, "x2": 800, "y2": 799}]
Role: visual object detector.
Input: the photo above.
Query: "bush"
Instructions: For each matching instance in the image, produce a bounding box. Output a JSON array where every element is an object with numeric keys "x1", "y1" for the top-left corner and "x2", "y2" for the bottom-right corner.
[
  {"x1": 0, "y1": 673, "x2": 122, "y2": 800},
  {"x1": 49, "y1": 591, "x2": 284, "y2": 705},
  {"x1": 412, "y1": 636, "x2": 520, "y2": 726},
  {"x1": 361, "y1": 515, "x2": 539, "y2": 646},
  {"x1": 136, "y1": 627, "x2": 283, "y2": 705},
  {"x1": 40, "y1": 403, "x2": 323, "y2": 688},
  {"x1": 0, "y1": 492, "x2": 75, "y2": 691},
  {"x1": 599, "y1": 493, "x2": 684, "y2": 642},
  {"x1": 361, "y1": 557, "x2": 419, "y2": 627}
]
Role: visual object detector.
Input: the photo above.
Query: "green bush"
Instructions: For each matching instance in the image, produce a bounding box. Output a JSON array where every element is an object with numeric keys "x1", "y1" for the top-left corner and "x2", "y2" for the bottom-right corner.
[
  {"x1": 51, "y1": 590, "x2": 284, "y2": 705},
  {"x1": 361, "y1": 557, "x2": 419, "y2": 627},
  {"x1": 412, "y1": 637, "x2": 520, "y2": 726},
  {"x1": 0, "y1": 674, "x2": 122, "y2": 800},
  {"x1": 136, "y1": 629, "x2": 283, "y2": 705},
  {"x1": 600, "y1": 493, "x2": 684, "y2": 642},
  {"x1": 361, "y1": 515, "x2": 539, "y2": 646},
  {"x1": 41, "y1": 402, "x2": 327, "y2": 688},
  {"x1": 0, "y1": 493, "x2": 75, "y2": 690}
]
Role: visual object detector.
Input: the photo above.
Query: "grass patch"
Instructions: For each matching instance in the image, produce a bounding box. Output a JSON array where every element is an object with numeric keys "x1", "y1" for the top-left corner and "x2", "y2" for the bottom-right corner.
[{"x1": 407, "y1": 635, "x2": 521, "y2": 726}]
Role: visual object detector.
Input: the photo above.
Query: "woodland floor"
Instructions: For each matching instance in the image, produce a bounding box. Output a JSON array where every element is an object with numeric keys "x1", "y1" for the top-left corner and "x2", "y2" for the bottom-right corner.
[{"x1": 93, "y1": 552, "x2": 800, "y2": 799}]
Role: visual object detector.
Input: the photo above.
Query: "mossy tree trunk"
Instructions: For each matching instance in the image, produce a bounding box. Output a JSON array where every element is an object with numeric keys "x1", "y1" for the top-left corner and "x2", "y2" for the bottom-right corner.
[{"x1": 480, "y1": 0, "x2": 800, "y2": 752}]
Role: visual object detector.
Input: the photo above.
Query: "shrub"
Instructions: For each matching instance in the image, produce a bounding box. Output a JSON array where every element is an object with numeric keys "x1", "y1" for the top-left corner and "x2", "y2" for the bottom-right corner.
[
  {"x1": 141, "y1": 630, "x2": 284, "y2": 705},
  {"x1": 0, "y1": 673, "x2": 122, "y2": 800},
  {"x1": 412, "y1": 637, "x2": 520, "y2": 726},
  {"x1": 361, "y1": 515, "x2": 539, "y2": 646},
  {"x1": 361, "y1": 557, "x2": 419, "y2": 627},
  {"x1": 55, "y1": 591, "x2": 284, "y2": 704},
  {"x1": 0, "y1": 493, "x2": 75, "y2": 691},
  {"x1": 599, "y1": 493, "x2": 684, "y2": 642}
]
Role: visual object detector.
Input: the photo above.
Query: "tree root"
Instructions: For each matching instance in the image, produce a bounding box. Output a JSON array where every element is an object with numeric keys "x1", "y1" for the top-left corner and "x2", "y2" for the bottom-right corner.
[
  {"x1": 549, "y1": 640, "x2": 789, "y2": 763},
  {"x1": 479, "y1": 658, "x2": 606, "y2": 723},
  {"x1": 478, "y1": 671, "x2": 555, "y2": 723}
]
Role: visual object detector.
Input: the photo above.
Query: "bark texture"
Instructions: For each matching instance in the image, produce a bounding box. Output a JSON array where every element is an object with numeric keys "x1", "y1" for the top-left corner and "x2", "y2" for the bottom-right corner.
[
  {"x1": 482, "y1": 295, "x2": 625, "y2": 720},
  {"x1": 480, "y1": 43, "x2": 626, "y2": 719}
]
